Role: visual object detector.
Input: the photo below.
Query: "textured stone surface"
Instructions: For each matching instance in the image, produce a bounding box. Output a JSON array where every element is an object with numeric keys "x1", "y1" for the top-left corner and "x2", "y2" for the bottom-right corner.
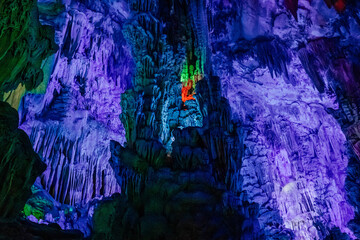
[
  {"x1": 23, "y1": 182, "x2": 96, "y2": 236},
  {"x1": 19, "y1": 0, "x2": 133, "y2": 208},
  {"x1": 0, "y1": 0, "x2": 57, "y2": 97},
  {"x1": 96, "y1": 1, "x2": 247, "y2": 239},
  {"x1": 209, "y1": 0, "x2": 360, "y2": 239},
  {"x1": 0, "y1": 101, "x2": 46, "y2": 218},
  {"x1": 1, "y1": 0, "x2": 360, "y2": 239}
]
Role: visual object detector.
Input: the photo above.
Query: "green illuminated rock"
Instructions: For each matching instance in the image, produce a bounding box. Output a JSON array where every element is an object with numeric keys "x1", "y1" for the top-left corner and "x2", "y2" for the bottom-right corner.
[{"x1": 0, "y1": 0, "x2": 57, "y2": 95}]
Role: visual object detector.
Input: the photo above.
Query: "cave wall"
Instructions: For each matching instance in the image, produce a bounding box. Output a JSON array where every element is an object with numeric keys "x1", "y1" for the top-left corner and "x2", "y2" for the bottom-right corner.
[
  {"x1": 18, "y1": 0, "x2": 135, "y2": 208},
  {"x1": 1, "y1": 0, "x2": 360, "y2": 239},
  {"x1": 0, "y1": 0, "x2": 85, "y2": 238},
  {"x1": 0, "y1": 0, "x2": 58, "y2": 105},
  {"x1": 209, "y1": 0, "x2": 360, "y2": 239},
  {"x1": 0, "y1": 0, "x2": 53, "y2": 218},
  {"x1": 0, "y1": 101, "x2": 46, "y2": 218},
  {"x1": 101, "y1": 0, "x2": 360, "y2": 239}
]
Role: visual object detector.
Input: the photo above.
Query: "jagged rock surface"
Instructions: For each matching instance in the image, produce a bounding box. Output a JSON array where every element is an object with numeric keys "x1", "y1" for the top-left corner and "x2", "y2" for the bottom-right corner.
[
  {"x1": 0, "y1": 101, "x2": 46, "y2": 219},
  {"x1": 0, "y1": 103, "x2": 83, "y2": 239},
  {"x1": 0, "y1": 0, "x2": 57, "y2": 97},
  {"x1": 0, "y1": 0, "x2": 86, "y2": 238},
  {"x1": 92, "y1": 1, "x2": 249, "y2": 239},
  {"x1": 19, "y1": 0, "x2": 134, "y2": 209},
  {"x1": 210, "y1": 0, "x2": 360, "y2": 239},
  {"x1": 3, "y1": 0, "x2": 360, "y2": 239}
]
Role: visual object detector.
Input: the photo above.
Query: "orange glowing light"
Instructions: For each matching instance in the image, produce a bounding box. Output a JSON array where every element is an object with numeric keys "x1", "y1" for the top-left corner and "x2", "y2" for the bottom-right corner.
[{"x1": 182, "y1": 78, "x2": 195, "y2": 103}]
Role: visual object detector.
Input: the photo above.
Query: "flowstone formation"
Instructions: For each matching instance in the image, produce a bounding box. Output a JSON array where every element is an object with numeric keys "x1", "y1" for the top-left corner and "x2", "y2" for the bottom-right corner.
[
  {"x1": 0, "y1": 0, "x2": 47, "y2": 224},
  {"x1": 209, "y1": 0, "x2": 360, "y2": 239},
  {"x1": 0, "y1": 0, "x2": 84, "y2": 238},
  {"x1": 92, "y1": 0, "x2": 360, "y2": 240},
  {"x1": 0, "y1": 102, "x2": 83, "y2": 239},
  {"x1": 92, "y1": 0, "x2": 248, "y2": 239},
  {"x1": 17, "y1": 0, "x2": 135, "y2": 233}
]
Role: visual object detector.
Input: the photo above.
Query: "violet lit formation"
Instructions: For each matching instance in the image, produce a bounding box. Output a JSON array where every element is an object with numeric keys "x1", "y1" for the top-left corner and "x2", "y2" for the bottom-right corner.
[{"x1": 1, "y1": 0, "x2": 360, "y2": 239}]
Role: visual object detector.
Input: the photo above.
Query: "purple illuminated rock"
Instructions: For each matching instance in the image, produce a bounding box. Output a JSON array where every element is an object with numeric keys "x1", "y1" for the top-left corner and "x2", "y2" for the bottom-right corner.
[
  {"x1": 100, "y1": 1, "x2": 247, "y2": 239},
  {"x1": 11, "y1": 0, "x2": 360, "y2": 239},
  {"x1": 19, "y1": 0, "x2": 134, "y2": 208},
  {"x1": 209, "y1": 0, "x2": 360, "y2": 239}
]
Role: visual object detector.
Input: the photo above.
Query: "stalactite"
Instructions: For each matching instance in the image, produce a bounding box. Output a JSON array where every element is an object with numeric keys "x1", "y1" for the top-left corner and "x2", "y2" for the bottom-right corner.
[
  {"x1": 26, "y1": 123, "x2": 121, "y2": 205},
  {"x1": 1, "y1": 0, "x2": 359, "y2": 239}
]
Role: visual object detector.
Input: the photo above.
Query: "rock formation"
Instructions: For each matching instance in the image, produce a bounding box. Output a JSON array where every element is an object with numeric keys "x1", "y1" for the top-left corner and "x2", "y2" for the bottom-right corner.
[
  {"x1": 1, "y1": 0, "x2": 360, "y2": 239},
  {"x1": 0, "y1": 101, "x2": 46, "y2": 218},
  {"x1": 0, "y1": 0, "x2": 83, "y2": 238},
  {"x1": 210, "y1": 0, "x2": 360, "y2": 238},
  {"x1": 18, "y1": 0, "x2": 133, "y2": 206},
  {"x1": 0, "y1": 0, "x2": 58, "y2": 105}
]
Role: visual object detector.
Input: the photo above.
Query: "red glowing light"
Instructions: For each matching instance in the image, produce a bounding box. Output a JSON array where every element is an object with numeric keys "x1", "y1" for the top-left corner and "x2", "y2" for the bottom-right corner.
[
  {"x1": 181, "y1": 79, "x2": 195, "y2": 103},
  {"x1": 334, "y1": 0, "x2": 346, "y2": 12}
]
